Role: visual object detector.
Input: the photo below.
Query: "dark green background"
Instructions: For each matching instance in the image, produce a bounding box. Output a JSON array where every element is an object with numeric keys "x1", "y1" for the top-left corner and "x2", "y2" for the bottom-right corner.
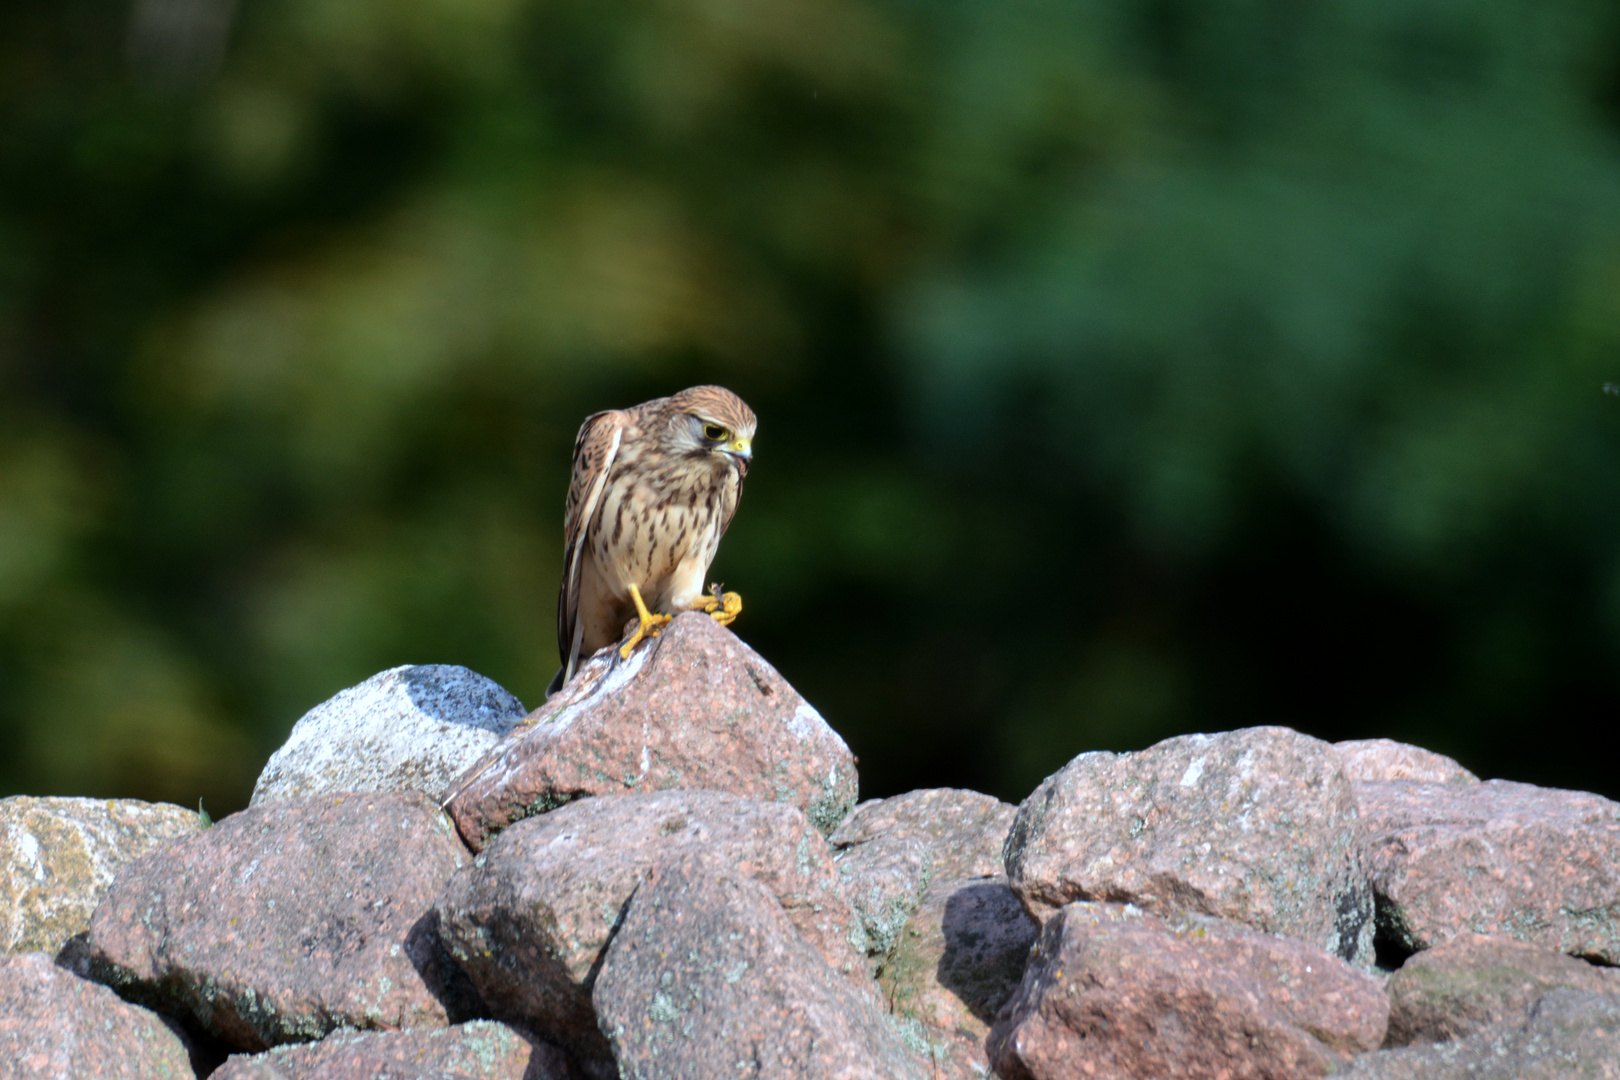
[{"x1": 5, "y1": 0, "x2": 1620, "y2": 816}]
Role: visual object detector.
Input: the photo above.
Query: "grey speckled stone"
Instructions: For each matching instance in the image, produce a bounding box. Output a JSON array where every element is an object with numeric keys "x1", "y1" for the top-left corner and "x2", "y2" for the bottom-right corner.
[
  {"x1": 252, "y1": 665, "x2": 526, "y2": 806},
  {"x1": 1, "y1": 796, "x2": 202, "y2": 955},
  {"x1": 0, "y1": 951, "x2": 194, "y2": 1079},
  {"x1": 209, "y1": 1021, "x2": 568, "y2": 1080},
  {"x1": 1005, "y1": 726, "x2": 1375, "y2": 966},
  {"x1": 594, "y1": 851, "x2": 926, "y2": 1080},
  {"x1": 1343, "y1": 988, "x2": 1620, "y2": 1079}
]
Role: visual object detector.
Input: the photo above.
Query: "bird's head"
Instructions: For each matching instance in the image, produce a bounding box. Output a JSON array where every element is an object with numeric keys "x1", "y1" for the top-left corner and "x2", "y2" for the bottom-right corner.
[{"x1": 666, "y1": 385, "x2": 757, "y2": 477}]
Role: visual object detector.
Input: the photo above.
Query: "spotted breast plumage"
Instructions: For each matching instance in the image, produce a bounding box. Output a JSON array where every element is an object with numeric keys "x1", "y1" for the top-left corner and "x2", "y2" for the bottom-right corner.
[{"x1": 549, "y1": 385, "x2": 756, "y2": 695}]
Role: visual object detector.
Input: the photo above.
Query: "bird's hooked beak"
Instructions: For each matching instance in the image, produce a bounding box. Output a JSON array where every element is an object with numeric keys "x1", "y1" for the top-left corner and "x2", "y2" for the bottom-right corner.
[{"x1": 722, "y1": 435, "x2": 752, "y2": 476}]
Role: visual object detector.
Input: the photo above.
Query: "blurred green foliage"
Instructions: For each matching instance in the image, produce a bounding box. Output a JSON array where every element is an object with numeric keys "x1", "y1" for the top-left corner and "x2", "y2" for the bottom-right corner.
[{"x1": 4, "y1": 0, "x2": 1620, "y2": 814}]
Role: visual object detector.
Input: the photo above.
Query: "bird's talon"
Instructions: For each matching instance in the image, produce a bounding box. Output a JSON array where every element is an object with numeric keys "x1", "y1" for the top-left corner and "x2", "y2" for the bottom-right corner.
[
  {"x1": 700, "y1": 589, "x2": 743, "y2": 627},
  {"x1": 620, "y1": 583, "x2": 673, "y2": 659}
]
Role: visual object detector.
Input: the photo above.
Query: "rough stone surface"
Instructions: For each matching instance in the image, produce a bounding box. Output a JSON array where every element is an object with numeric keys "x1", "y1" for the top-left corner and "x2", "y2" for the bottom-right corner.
[
  {"x1": 85, "y1": 792, "x2": 477, "y2": 1051},
  {"x1": 1342, "y1": 987, "x2": 1620, "y2": 1079},
  {"x1": 594, "y1": 851, "x2": 926, "y2": 1080},
  {"x1": 1386, "y1": 932, "x2": 1620, "y2": 1046},
  {"x1": 1358, "y1": 778, "x2": 1620, "y2": 962},
  {"x1": 210, "y1": 1020, "x2": 567, "y2": 1080},
  {"x1": 879, "y1": 876, "x2": 1038, "y2": 1079},
  {"x1": 990, "y1": 901, "x2": 1389, "y2": 1080},
  {"x1": 829, "y1": 788, "x2": 1017, "y2": 963},
  {"x1": 832, "y1": 833, "x2": 932, "y2": 965},
  {"x1": 1335, "y1": 739, "x2": 1478, "y2": 785},
  {"x1": 1005, "y1": 726, "x2": 1375, "y2": 965},
  {"x1": 436, "y1": 789, "x2": 867, "y2": 1077},
  {"x1": 252, "y1": 665, "x2": 527, "y2": 806},
  {"x1": 832, "y1": 788, "x2": 1017, "y2": 885},
  {"x1": 442, "y1": 612, "x2": 858, "y2": 850},
  {"x1": 0, "y1": 951, "x2": 194, "y2": 1079},
  {"x1": 1, "y1": 795, "x2": 202, "y2": 956}
]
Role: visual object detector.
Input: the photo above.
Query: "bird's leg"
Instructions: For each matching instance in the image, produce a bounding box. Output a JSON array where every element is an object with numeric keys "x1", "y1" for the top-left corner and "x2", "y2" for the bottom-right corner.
[
  {"x1": 619, "y1": 583, "x2": 673, "y2": 659},
  {"x1": 698, "y1": 582, "x2": 743, "y2": 627}
]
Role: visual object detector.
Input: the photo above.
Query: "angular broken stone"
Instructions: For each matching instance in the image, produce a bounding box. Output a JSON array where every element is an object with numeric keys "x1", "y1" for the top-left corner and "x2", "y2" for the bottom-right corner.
[
  {"x1": 593, "y1": 851, "x2": 926, "y2": 1080},
  {"x1": 879, "y1": 876, "x2": 1037, "y2": 1079},
  {"x1": 0, "y1": 951, "x2": 193, "y2": 1079},
  {"x1": 1335, "y1": 739, "x2": 1478, "y2": 785},
  {"x1": 209, "y1": 1021, "x2": 567, "y2": 1080},
  {"x1": 436, "y1": 789, "x2": 868, "y2": 1077},
  {"x1": 86, "y1": 792, "x2": 476, "y2": 1051},
  {"x1": 989, "y1": 902, "x2": 1388, "y2": 1080},
  {"x1": 252, "y1": 664, "x2": 527, "y2": 805},
  {"x1": 1342, "y1": 988, "x2": 1620, "y2": 1079},
  {"x1": 1005, "y1": 726, "x2": 1374, "y2": 965},
  {"x1": 441, "y1": 612, "x2": 858, "y2": 850},
  {"x1": 1358, "y1": 779, "x2": 1620, "y2": 962},
  {"x1": 1386, "y1": 933, "x2": 1620, "y2": 1047},
  {"x1": 0, "y1": 796, "x2": 202, "y2": 955}
]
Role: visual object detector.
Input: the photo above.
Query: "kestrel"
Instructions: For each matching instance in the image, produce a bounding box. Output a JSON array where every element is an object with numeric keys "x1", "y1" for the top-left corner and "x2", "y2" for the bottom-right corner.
[{"x1": 548, "y1": 385, "x2": 757, "y2": 696}]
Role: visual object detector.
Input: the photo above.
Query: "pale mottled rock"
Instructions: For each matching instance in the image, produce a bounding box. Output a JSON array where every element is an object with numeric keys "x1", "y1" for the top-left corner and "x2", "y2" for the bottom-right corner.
[
  {"x1": 442, "y1": 612, "x2": 858, "y2": 850},
  {"x1": 85, "y1": 792, "x2": 477, "y2": 1051},
  {"x1": 879, "y1": 876, "x2": 1037, "y2": 1079},
  {"x1": 1335, "y1": 739, "x2": 1478, "y2": 785},
  {"x1": 1, "y1": 796, "x2": 202, "y2": 955},
  {"x1": 1343, "y1": 988, "x2": 1620, "y2": 1079},
  {"x1": 252, "y1": 664, "x2": 526, "y2": 805},
  {"x1": 0, "y1": 951, "x2": 194, "y2": 1079},
  {"x1": 990, "y1": 902, "x2": 1388, "y2": 1080},
  {"x1": 1359, "y1": 779, "x2": 1620, "y2": 962},
  {"x1": 1005, "y1": 726, "x2": 1374, "y2": 965},
  {"x1": 209, "y1": 1021, "x2": 567, "y2": 1080},
  {"x1": 1387, "y1": 933, "x2": 1620, "y2": 1047},
  {"x1": 594, "y1": 851, "x2": 926, "y2": 1080},
  {"x1": 436, "y1": 789, "x2": 867, "y2": 1078}
]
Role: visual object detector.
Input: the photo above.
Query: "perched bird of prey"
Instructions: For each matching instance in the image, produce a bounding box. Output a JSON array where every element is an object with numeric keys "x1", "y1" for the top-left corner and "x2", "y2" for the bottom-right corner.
[{"x1": 548, "y1": 385, "x2": 757, "y2": 696}]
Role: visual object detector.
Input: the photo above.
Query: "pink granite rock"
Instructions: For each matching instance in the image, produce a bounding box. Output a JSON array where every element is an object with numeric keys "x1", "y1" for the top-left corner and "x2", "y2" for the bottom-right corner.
[
  {"x1": 1357, "y1": 779, "x2": 1620, "y2": 962},
  {"x1": 0, "y1": 951, "x2": 193, "y2": 1079},
  {"x1": 1343, "y1": 988, "x2": 1620, "y2": 1079},
  {"x1": 1, "y1": 795, "x2": 203, "y2": 955},
  {"x1": 442, "y1": 612, "x2": 858, "y2": 850},
  {"x1": 1386, "y1": 932, "x2": 1620, "y2": 1047},
  {"x1": 1335, "y1": 739, "x2": 1478, "y2": 785},
  {"x1": 435, "y1": 789, "x2": 868, "y2": 1078},
  {"x1": 85, "y1": 792, "x2": 476, "y2": 1051},
  {"x1": 989, "y1": 902, "x2": 1389, "y2": 1080},
  {"x1": 209, "y1": 1021, "x2": 567, "y2": 1080},
  {"x1": 879, "y1": 877, "x2": 1038, "y2": 1079},
  {"x1": 1005, "y1": 726, "x2": 1374, "y2": 964},
  {"x1": 593, "y1": 850, "x2": 926, "y2": 1080}
]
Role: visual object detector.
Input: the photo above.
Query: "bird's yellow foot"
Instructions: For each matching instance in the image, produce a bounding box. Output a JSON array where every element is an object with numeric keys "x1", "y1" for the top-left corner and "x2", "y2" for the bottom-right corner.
[
  {"x1": 620, "y1": 583, "x2": 673, "y2": 659},
  {"x1": 699, "y1": 584, "x2": 743, "y2": 627}
]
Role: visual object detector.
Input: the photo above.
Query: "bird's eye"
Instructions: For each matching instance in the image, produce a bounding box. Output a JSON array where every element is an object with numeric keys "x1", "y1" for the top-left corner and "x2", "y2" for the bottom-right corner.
[{"x1": 703, "y1": 424, "x2": 728, "y2": 441}]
